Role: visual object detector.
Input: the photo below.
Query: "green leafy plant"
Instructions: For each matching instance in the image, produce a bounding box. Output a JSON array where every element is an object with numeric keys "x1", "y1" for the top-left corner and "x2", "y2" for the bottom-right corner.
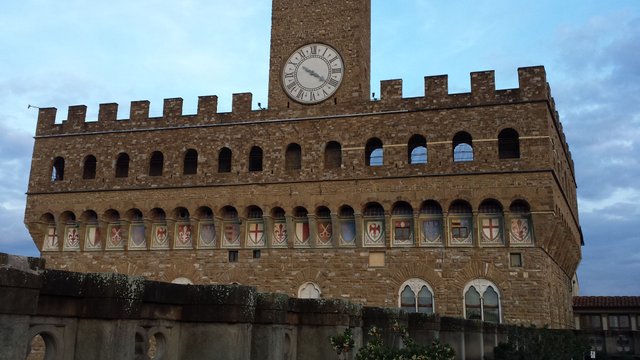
[
  {"x1": 494, "y1": 325, "x2": 590, "y2": 360},
  {"x1": 330, "y1": 328, "x2": 355, "y2": 359}
]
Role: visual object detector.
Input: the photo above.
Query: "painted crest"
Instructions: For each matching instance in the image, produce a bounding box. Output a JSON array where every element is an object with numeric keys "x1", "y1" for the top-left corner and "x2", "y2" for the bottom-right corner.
[
  {"x1": 340, "y1": 220, "x2": 356, "y2": 244},
  {"x1": 85, "y1": 226, "x2": 101, "y2": 249},
  {"x1": 199, "y1": 223, "x2": 216, "y2": 247},
  {"x1": 109, "y1": 225, "x2": 123, "y2": 247},
  {"x1": 450, "y1": 217, "x2": 472, "y2": 245},
  {"x1": 422, "y1": 220, "x2": 442, "y2": 244},
  {"x1": 510, "y1": 218, "x2": 531, "y2": 243},
  {"x1": 393, "y1": 220, "x2": 412, "y2": 243},
  {"x1": 247, "y1": 222, "x2": 265, "y2": 245},
  {"x1": 365, "y1": 220, "x2": 384, "y2": 245},
  {"x1": 130, "y1": 224, "x2": 146, "y2": 247},
  {"x1": 65, "y1": 226, "x2": 80, "y2": 249},
  {"x1": 295, "y1": 222, "x2": 310, "y2": 244},
  {"x1": 224, "y1": 222, "x2": 240, "y2": 245},
  {"x1": 154, "y1": 225, "x2": 168, "y2": 245},
  {"x1": 317, "y1": 220, "x2": 332, "y2": 245},
  {"x1": 44, "y1": 226, "x2": 58, "y2": 250},
  {"x1": 273, "y1": 222, "x2": 288, "y2": 245},
  {"x1": 481, "y1": 217, "x2": 502, "y2": 243},
  {"x1": 177, "y1": 224, "x2": 192, "y2": 245}
]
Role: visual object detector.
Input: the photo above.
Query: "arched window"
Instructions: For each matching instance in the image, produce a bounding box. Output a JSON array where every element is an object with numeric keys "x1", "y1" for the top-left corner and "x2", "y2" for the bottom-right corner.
[
  {"x1": 408, "y1": 135, "x2": 427, "y2": 164},
  {"x1": 83, "y1": 155, "x2": 97, "y2": 180},
  {"x1": 285, "y1": 143, "x2": 302, "y2": 171},
  {"x1": 149, "y1": 151, "x2": 164, "y2": 176},
  {"x1": 509, "y1": 200, "x2": 533, "y2": 244},
  {"x1": 324, "y1": 141, "x2": 342, "y2": 169},
  {"x1": 498, "y1": 128, "x2": 520, "y2": 159},
  {"x1": 392, "y1": 202, "x2": 414, "y2": 245},
  {"x1": 365, "y1": 138, "x2": 383, "y2": 166},
  {"x1": 249, "y1": 146, "x2": 263, "y2": 172},
  {"x1": 448, "y1": 200, "x2": 473, "y2": 245},
  {"x1": 478, "y1": 199, "x2": 504, "y2": 245},
  {"x1": 51, "y1": 157, "x2": 65, "y2": 181},
  {"x1": 115, "y1": 153, "x2": 130, "y2": 178},
  {"x1": 298, "y1": 282, "x2": 321, "y2": 299},
  {"x1": 399, "y1": 279, "x2": 434, "y2": 314},
  {"x1": 218, "y1": 147, "x2": 232, "y2": 173},
  {"x1": 420, "y1": 200, "x2": 443, "y2": 245},
  {"x1": 183, "y1": 149, "x2": 198, "y2": 175},
  {"x1": 464, "y1": 279, "x2": 501, "y2": 323},
  {"x1": 453, "y1": 132, "x2": 473, "y2": 162}
]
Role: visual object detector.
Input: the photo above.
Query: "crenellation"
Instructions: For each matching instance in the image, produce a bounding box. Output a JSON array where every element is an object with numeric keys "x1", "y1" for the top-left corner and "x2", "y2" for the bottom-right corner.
[
  {"x1": 424, "y1": 75, "x2": 448, "y2": 101},
  {"x1": 130, "y1": 100, "x2": 150, "y2": 122},
  {"x1": 232, "y1": 92, "x2": 253, "y2": 114},
  {"x1": 471, "y1": 70, "x2": 496, "y2": 102},
  {"x1": 380, "y1": 79, "x2": 403, "y2": 101},
  {"x1": 517, "y1": 66, "x2": 548, "y2": 101},
  {"x1": 98, "y1": 103, "x2": 118, "y2": 123},
  {"x1": 36, "y1": 107, "x2": 57, "y2": 135},
  {"x1": 163, "y1": 97, "x2": 184, "y2": 121},
  {"x1": 197, "y1": 95, "x2": 219, "y2": 121},
  {"x1": 66, "y1": 105, "x2": 87, "y2": 128}
]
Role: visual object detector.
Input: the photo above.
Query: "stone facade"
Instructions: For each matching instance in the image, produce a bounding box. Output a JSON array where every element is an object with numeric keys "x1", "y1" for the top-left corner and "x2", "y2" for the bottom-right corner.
[{"x1": 23, "y1": 0, "x2": 581, "y2": 329}]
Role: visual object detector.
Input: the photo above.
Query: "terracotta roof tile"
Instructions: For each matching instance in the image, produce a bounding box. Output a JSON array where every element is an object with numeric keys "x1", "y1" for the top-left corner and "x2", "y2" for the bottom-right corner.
[{"x1": 573, "y1": 296, "x2": 640, "y2": 309}]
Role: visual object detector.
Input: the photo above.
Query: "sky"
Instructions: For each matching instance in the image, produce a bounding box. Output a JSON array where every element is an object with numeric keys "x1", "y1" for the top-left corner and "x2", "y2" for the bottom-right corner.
[{"x1": 0, "y1": 0, "x2": 638, "y2": 296}]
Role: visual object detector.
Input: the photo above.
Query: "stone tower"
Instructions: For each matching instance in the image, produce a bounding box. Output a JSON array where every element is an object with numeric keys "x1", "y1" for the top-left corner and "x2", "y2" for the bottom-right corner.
[{"x1": 24, "y1": 0, "x2": 582, "y2": 329}]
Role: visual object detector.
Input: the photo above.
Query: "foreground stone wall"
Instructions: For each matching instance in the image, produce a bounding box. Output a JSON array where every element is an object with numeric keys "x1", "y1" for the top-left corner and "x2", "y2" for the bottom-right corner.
[{"x1": 2, "y1": 254, "x2": 520, "y2": 360}]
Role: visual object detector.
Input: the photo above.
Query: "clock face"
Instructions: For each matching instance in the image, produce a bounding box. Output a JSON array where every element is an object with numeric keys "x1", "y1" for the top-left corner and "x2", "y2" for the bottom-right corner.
[{"x1": 282, "y1": 43, "x2": 344, "y2": 104}]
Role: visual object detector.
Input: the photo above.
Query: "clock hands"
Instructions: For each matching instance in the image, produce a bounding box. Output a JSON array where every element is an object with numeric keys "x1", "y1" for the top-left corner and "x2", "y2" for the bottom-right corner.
[{"x1": 302, "y1": 66, "x2": 326, "y2": 82}]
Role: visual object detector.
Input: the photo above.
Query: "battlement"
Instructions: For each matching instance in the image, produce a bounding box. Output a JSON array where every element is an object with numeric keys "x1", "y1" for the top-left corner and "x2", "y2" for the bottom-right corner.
[{"x1": 35, "y1": 66, "x2": 552, "y2": 137}]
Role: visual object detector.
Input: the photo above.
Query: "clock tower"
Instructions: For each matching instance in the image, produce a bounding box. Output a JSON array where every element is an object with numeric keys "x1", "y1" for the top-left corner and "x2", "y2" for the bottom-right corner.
[{"x1": 267, "y1": 0, "x2": 371, "y2": 110}]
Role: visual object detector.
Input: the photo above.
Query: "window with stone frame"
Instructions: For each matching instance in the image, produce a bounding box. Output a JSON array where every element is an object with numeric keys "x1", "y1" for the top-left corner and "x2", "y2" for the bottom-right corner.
[
  {"x1": 324, "y1": 141, "x2": 342, "y2": 169},
  {"x1": 183, "y1": 149, "x2": 198, "y2": 175},
  {"x1": 365, "y1": 137, "x2": 384, "y2": 166},
  {"x1": 285, "y1": 143, "x2": 302, "y2": 171},
  {"x1": 148, "y1": 151, "x2": 164, "y2": 177},
  {"x1": 115, "y1": 153, "x2": 130, "y2": 178},
  {"x1": 464, "y1": 279, "x2": 501, "y2": 323},
  {"x1": 248, "y1": 146, "x2": 263, "y2": 172},
  {"x1": 408, "y1": 134, "x2": 427, "y2": 164},
  {"x1": 608, "y1": 314, "x2": 631, "y2": 329},
  {"x1": 218, "y1": 147, "x2": 232, "y2": 173},
  {"x1": 83, "y1": 155, "x2": 97, "y2": 180},
  {"x1": 580, "y1": 314, "x2": 603, "y2": 330},
  {"x1": 498, "y1": 128, "x2": 520, "y2": 159},
  {"x1": 453, "y1": 131, "x2": 474, "y2": 162},
  {"x1": 298, "y1": 282, "x2": 321, "y2": 299},
  {"x1": 399, "y1": 279, "x2": 434, "y2": 314},
  {"x1": 51, "y1": 157, "x2": 65, "y2": 181}
]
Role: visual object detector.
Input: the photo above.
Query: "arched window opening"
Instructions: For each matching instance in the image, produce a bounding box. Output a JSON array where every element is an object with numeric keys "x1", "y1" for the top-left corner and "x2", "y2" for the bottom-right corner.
[
  {"x1": 464, "y1": 279, "x2": 502, "y2": 323},
  {"x1": 218, "y1": 147, "x2": 232, "y2": 173},
  {"x1": 453, "y1": 132, "x2": 474, "y2": 162},
  {"x1": 324, "y1": 141, "x2": 342, "y2": 169},
  {"x1": 249, "y1": 146, "x2": 263, "y2": 172},
  {"x1": 83, "y1": 155, "x2": 97, "y2": 180},
  {"x1": 285, "y1": 143, "x2": 302, "y2": 171},
  {"x1": 398, "y1": 279, "x2": 434, "y2": 314},
  {"x1": 183, "y1": 149, "x2": 198, "y2": 175},
  {"x1": 149, "y1": 151, "x2": 164, "y2": 177},
  {"x1": 51, "y1": 157, "x2": 65, "y2": 181},
  {"x1": 298, "y1": 282, "x2": 321, "y2": 299},
  {"x1": 498, "y1": 128, "x2": 520, "y2": 159},
  {"x1": 27, "y1": 332, "x2": 57, "y2": 360},
  {"x1": 420, "y1": 200, "x2": 443, "y2": 215},
  {"x1": 363, "y1": 202, "x2": 385, "y2": 217},
  {"x1": 408, "y1": 135, "x2": 427, "y2": 164},
  {"x1": 115, "y1": 153, "x2": 130, "y2": 178},
  {"x1": 365, "y1": 138, "x2": 384, "y2": 166}
]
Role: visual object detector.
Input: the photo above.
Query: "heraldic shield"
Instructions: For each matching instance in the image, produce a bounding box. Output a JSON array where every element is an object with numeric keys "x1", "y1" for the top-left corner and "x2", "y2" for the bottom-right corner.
[
  {"x1": 340, "y1": 220, "x2": 356, "y2": 244},
  {"x1": 224, "y1": 222, "x2": 241, "y2": 246},
  {"x1": 510, "y1": 218, "x2": 531, "y2": 244},
  {"x1": 365, "y1": 220, "x2": 384, "y2": 245},
  {"x1": 153, "y1": 224, "x2": 169, "y2": 247},
  {"x1": 176, "y1": 223, "x2": 193, "y2": 248},
  {"x1": 108, "y1": 225, "x2": 123, "y2": 248},
  {"x1": 481, "y1": 217, "x2": 502, "y2": 243},
  {"x1": 65, "y1": 226, "x2": 80, "y2": 249},
  {"x1": 198, "y1": 222, "x2": 216, "y2": 247},
  {"x1": 272, "y1": 222, "x2": 288, "y2": 246},
  {"x1": 422, "y1": 219, "x2": 442, "y2": 244},
  {"x1": 247, "y1": 222, "x2": 265, "y2": 246},
  {"x1": 295, "y1": 221, "x2": 310, "y2": 245},
  {"x1": 316, "y1": 219, "x2": 332, "y2": 245},
  {"x1": 130, "y1": 224, "x2": 146, "y2": 248},
  {"x1": 85, "y1": 225, "x2": 101, "y2": 250}
]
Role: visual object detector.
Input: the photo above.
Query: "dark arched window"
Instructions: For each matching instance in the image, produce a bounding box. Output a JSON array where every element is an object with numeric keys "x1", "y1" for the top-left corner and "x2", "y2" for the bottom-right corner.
[
  {"x1": 285, "y1": 143, "x2": 302, "y2": 170},
  {"x1": 324, "y1": 141, "x2": 342, "y2": 169},
  {"x1": 115, "y1": 153, "x2": 129, "y2": 178},
  {"x1": 218, "y1": 147, "x2": 232, "y2": 173},
  {"x1": 365, "y1": 138, "x2": 383, "y2": 166},
  {"x1": 498, "y1": 128, "x2": 520, "y2": 159},
  {"x1": 51, "y1": 157, "x2": 65, "y2": 181},
  {"x1": 149, "y1": 151, "x2": 164, "y2": 176},
  {"x1": 408, "y1": 135, "x2": 427, "y2": 164},
  {"x1": 83, "y1": 155, "x2": 97, "y2": 180},
  {"x1": 183, "y1": 149, "x2": 198, "y2": 175},
  {"x1": 453, "y1": 132, "x2": 473, "y2": 162},
  {"x1": 249, "y1": 146, "x2": 263, "y2": 172}
]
